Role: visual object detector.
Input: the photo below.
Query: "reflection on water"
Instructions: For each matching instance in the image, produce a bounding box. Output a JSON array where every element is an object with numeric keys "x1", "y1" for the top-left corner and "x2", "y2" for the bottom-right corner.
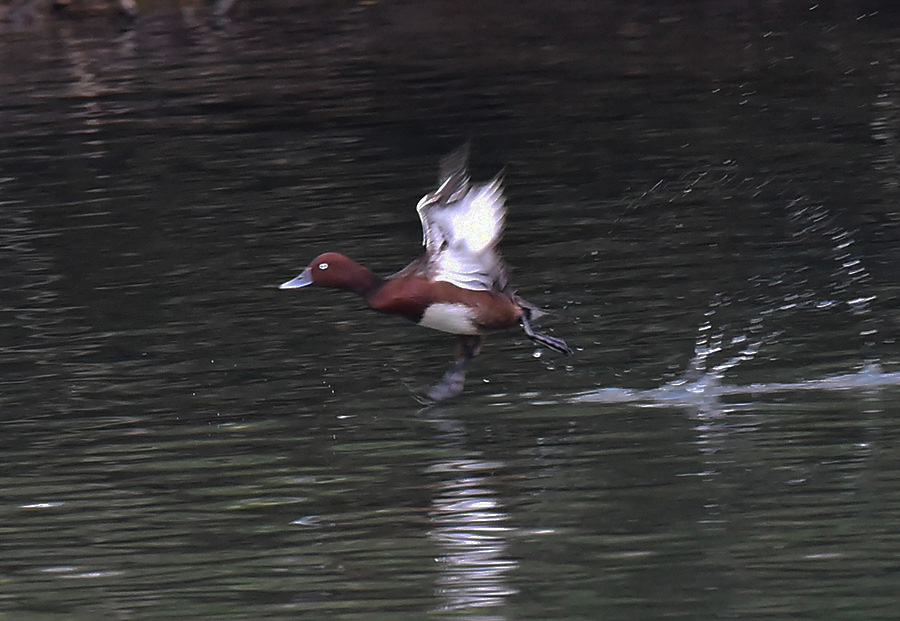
[
  {"x1": 423, "y1": 411, "x2": 516, "y2": 618},
  {"x1": 2, "y1": 1, "x2": 900, "y2": 619},
  {"x1": 429, "y1": 458, "x2": 516, "y2": 617}
]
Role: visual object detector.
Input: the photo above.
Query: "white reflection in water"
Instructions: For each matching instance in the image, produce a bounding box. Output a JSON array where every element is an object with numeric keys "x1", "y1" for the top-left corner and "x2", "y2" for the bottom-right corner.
[{"x1": 426, "y1": 458, "x2": 517, "y2": 618}]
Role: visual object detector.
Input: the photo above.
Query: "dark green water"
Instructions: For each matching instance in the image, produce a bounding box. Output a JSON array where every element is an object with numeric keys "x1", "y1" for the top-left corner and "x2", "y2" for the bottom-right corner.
[{"x1": 2, "y1": 2, "x2": 900, "y2": 619}]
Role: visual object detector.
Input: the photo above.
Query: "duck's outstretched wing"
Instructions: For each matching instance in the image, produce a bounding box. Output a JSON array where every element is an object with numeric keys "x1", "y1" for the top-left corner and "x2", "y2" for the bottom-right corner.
[
  {"x1": 436, "y1": 142, "x2": 470, "y2": 203},
  {"x1": 408, "y1": 146, "x2": 509, "y2": 291},
  {"x1": 416, "y1": 144, "x2": 471, "y2": 255},
  {"x1": 431, "y1": 175, "x2": 507, "y2": 291},
  {"x1": 435, "y1": 174, "x2": 505, "y2": 256},
  {"x1": 391, "y1": 147, "x2": 469, "y2": 280}
]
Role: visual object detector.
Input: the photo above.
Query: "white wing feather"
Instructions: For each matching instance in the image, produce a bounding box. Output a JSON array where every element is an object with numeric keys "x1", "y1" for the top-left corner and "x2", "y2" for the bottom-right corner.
[
  {"x1": 439, "y1": 178, "x2": 504, "y2": 254},
  {"x1": 426, "y1": 179, "x2": 505, "y2": 290},
  {"x1": 414, "y1": 148, "x2": 508, "y2": 292}
]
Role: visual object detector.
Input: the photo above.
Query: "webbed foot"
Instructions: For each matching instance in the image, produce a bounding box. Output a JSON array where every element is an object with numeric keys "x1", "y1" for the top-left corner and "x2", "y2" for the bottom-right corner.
[
  {"x1": 426, "y1": 364, "x2": 467, "y2": 402},
  {"x1": 521, "y1": 308, "x2": 573, "y2": 355},
  {"x1": 420, "y1": 334, "x2": 483, "y2": 403}
]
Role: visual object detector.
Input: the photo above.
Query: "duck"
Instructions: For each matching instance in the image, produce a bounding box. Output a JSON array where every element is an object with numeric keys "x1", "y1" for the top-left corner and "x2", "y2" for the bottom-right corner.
[{"x1": 279, "y1": 144, "x2": 572, "y2": 402}]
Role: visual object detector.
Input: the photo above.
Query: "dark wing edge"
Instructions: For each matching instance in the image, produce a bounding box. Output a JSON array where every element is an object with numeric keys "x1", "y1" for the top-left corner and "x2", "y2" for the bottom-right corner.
[{"x1": 435, "y1": 142, "x2": 471, "y2": 204}]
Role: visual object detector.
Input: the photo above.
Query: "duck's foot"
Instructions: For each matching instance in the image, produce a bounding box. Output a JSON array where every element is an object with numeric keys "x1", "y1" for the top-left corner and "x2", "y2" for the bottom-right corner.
[
  {"x1": 426, "y1": 363, "x2": 467, "y2": 403},
  {"x1": 419, "y1": 334, "x2": 483, "y2": 404},
  {"x1": 521, "y1": 309, "x2": 573, "y2": 355}
]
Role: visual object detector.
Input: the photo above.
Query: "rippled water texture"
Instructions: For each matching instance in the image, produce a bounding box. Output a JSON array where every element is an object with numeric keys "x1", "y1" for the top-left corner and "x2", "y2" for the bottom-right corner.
[{"x1": 2, "y1": 1, "x2": 900, "y2": 619}]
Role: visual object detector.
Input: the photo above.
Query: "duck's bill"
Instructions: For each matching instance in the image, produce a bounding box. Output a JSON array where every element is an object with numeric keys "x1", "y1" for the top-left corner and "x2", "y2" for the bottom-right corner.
[{"x1": 279, "y1": 268, "x2": 313, "y2": 289}]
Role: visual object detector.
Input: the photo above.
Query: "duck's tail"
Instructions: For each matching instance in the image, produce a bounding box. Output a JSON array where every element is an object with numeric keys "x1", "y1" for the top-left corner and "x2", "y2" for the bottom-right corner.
[{"x1": 514, "y1": 295, "x2": 549, "y2": 320}]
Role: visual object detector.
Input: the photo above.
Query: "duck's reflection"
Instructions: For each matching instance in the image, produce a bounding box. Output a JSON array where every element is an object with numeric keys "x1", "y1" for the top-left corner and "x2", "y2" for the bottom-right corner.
[{"x1": 422, "y1": 411, "x2": 516, "y2": 618}]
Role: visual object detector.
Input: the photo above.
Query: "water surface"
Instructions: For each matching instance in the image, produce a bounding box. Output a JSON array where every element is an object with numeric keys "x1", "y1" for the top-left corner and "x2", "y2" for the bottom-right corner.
[{"x1": 2, "y1": 2, "x2": 900, "y2": 619}]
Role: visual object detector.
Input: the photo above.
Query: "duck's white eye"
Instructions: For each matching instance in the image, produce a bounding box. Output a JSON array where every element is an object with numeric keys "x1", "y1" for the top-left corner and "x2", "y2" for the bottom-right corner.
[{"x1": 318, "y1": 262, "x2": 329, "y2": 270}]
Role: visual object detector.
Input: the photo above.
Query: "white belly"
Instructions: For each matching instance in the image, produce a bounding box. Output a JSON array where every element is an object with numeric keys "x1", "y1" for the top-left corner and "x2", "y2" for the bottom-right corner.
[{"x1": 419, "y1": 303, "x2": 480, "y2": 335}]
